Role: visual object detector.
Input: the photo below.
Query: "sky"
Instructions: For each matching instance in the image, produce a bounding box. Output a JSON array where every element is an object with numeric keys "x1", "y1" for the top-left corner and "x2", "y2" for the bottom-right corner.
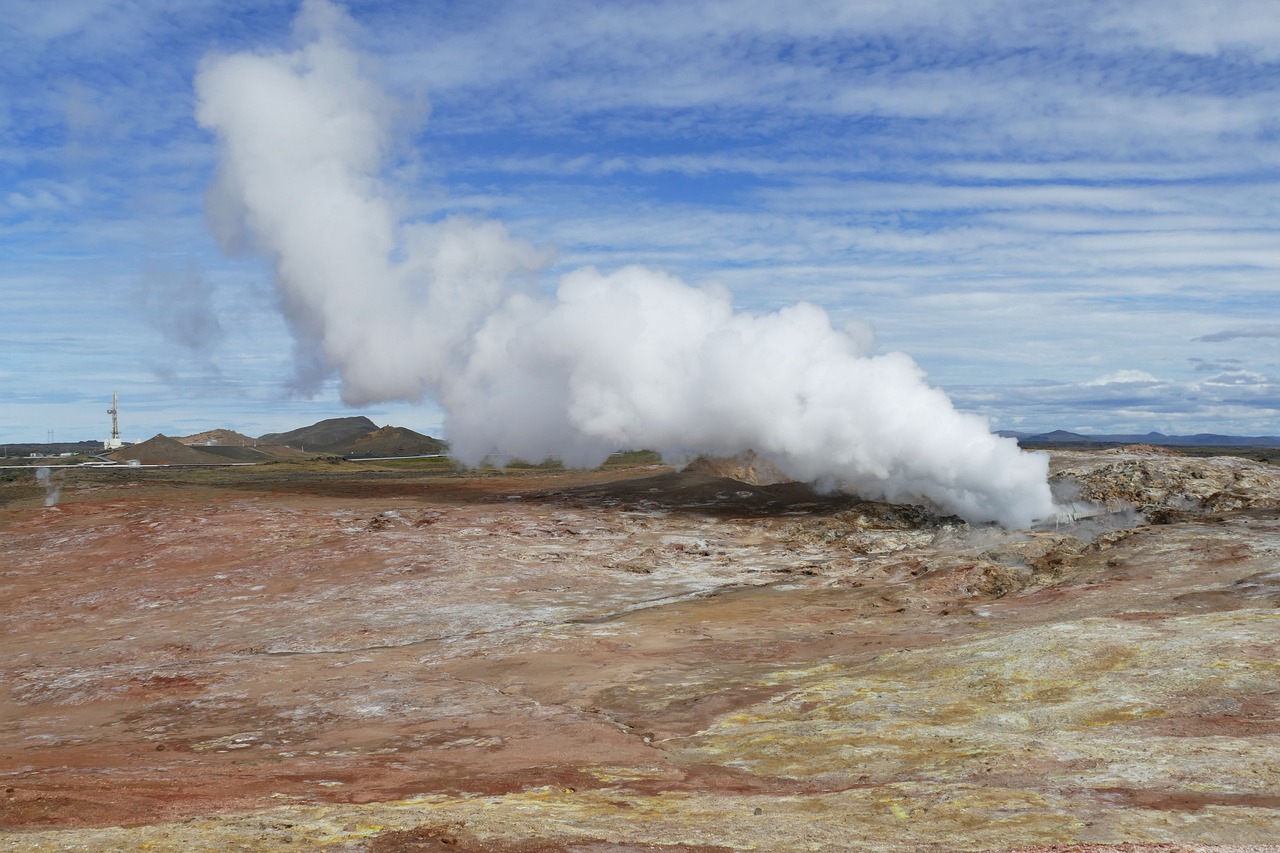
[{"x1": 3, "y1": 0, "x2": 1280, "y2": 444}]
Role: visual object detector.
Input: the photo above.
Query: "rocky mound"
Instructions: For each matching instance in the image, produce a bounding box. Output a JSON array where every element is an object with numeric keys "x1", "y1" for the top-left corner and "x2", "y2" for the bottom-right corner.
[
  {"x1": 1051, "y1": 447, "x2": 1280, "y2": 516},
  {"x1": 1098, "y1": 443, "x2": 1184, "y2": 456},
  {"x1": 682, "y1": 449, "x2": 791, "y2": 485}
]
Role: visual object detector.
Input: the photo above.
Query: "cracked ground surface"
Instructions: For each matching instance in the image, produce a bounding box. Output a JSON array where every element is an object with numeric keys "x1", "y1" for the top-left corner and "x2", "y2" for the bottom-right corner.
[{"x1": 2, "y1": 451, "x2": 1280, "y2": 851}]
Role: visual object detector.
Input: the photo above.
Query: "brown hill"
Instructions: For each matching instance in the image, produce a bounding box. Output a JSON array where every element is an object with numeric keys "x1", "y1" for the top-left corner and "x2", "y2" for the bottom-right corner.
[
  {"x1": 194, "y1": 444, "x2": 311, "y2": 463},
  {"x1": 107, "y1": 435, "x2": 230, "y2": 466},
  {"x1": 175, "y1": 429, "x2": 256, "y2": 447},
  {"x1": 329, "y1": 425, "x2": 447, "y2": 459}
]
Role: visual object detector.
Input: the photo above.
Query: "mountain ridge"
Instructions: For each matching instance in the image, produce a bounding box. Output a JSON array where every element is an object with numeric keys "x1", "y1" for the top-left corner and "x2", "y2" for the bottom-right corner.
[{"x1": 999, "y1": 430, "x2": 1280, "y2": 447}]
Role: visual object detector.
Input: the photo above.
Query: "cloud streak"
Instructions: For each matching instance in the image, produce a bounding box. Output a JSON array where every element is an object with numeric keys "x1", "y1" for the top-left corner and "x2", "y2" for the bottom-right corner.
[{"x1": 1194, "y1": 325, "x2": 1280, "y2": 343}]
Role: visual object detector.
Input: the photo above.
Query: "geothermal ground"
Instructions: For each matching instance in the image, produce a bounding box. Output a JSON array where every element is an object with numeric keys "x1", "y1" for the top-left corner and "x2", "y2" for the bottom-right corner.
[{"x1": 2, "y1": 449, "x2": 1280, "y2": 852}]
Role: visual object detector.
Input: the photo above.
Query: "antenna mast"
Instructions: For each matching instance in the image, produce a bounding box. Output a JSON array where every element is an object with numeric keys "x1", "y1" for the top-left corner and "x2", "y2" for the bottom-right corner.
[{"x1": 104, "y1": 392, "x2": 123, "y2": 450}]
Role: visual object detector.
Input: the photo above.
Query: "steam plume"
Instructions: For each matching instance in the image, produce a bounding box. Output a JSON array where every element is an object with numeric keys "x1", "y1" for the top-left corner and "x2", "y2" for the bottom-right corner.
[
  {"x1": 195, "y1": 0, "x2": 1055, "y2": 527},
  {"x1": 35, "y1": 467, "x2": 61, "y2": 508}
]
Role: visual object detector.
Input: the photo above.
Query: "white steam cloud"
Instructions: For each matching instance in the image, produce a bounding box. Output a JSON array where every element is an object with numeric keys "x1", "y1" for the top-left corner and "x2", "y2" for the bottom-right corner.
[{"x1": 195, "y1": 0, "x2": 1055, "y2": 527}]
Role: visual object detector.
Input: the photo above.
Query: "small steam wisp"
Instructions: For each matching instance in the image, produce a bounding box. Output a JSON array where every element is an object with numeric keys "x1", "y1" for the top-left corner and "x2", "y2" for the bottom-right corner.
[
  {"x1": 195, "y1": 0, "x2": 1057, "y2": 527},
  {"x1": 35, "y1": 466, "x2": 61, "y2": 508}
]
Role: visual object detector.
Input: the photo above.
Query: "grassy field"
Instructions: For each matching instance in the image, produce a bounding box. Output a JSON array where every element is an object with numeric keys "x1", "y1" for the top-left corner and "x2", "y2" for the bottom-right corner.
[{"x1": 0, "y1": 450, "x2": 671, "y2": 508}]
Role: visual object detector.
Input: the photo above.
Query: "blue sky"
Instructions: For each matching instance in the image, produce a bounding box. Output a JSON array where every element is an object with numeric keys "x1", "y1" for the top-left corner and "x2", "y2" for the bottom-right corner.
[{"x1": 3, "y1": 0, "x2": 1280, "y2": 443}]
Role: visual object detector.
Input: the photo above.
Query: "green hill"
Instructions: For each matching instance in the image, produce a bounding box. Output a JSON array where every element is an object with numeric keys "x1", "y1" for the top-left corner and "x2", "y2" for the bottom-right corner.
[
  {"x1": 329, "y1": 425, "x2": 447, "y2": 459},
  {"x1": 257, "y1": 416, "x2": 379, "y2": 451}
]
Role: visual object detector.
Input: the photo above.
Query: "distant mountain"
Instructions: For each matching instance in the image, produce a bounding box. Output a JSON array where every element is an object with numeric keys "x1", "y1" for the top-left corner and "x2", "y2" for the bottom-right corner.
[
  {"x1": 328, "y1": 425, "x2": 447, "y2": 458},
  {"x1": 999, "y1": 430, "x2": 1280, "y2": 447},
  {"x1": 258, "y1": 416, "x2": 379, "y2": 451},
  {"x1": 1157, "y1": 433, "x2": 1280, "y2": 447},
  {"x1": 1008, "y1": 429, "x2": 1095, "y2": 443}
]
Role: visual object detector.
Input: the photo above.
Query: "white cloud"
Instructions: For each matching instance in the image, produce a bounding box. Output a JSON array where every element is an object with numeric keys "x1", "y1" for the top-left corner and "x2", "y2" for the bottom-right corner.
[
  {"x1": 1195, "y1": 325, "x2": 1280, "y2": 342},
  {"x1": 1083, "y1": 370, "x2": 1162, "y2": 387},
  {"x1": 5, "y1": 182, "x2": 83, "y2": 213},
  {"x1": 952, "y1": 366, "x2": 1280, "y2": 434},
  {"x1": 1096, "y1": 0, "x2": 1280, "y2": 59}
]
